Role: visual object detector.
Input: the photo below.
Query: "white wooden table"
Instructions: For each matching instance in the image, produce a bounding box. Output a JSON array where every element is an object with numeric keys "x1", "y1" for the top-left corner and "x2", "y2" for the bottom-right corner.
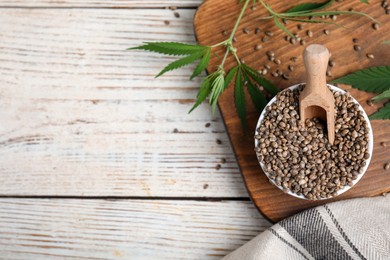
[{"x1": 0, "y1": 1, "x2": 271, "y2": 258}]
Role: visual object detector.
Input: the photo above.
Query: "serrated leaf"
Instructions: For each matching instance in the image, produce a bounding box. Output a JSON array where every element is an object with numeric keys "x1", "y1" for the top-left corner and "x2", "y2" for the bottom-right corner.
[
  {"x1": 188, "y1": 73, "x2": 216, "y2": 113},
  {"x1": 332, "y1": 66, "x2": 390, "y2": 93},
  {"x1": 243, "y1": 72, "x2": 267, "y2": 113},
  {"x1": 190, "y1": 48, "x2": 211, "y2": 80},
  {"x1": 235, "y1": 68, "x2": 247, "y2": 131},
  {"x1": 129, "y1": 42, "x2": 207, "y2": 56},
  {"x1": 273, "y1": 17, "x2": 294, "y2": 37},
  {"x1": 241, "y1": 64, "x2": 278, "y2": 95},
  {"x1": 369, "y1": 103, "x2": 390, "y2": 120},
  {"x1": 209, "y1": 73, "x2": 225, "y2": 114},
  {"x1": 372, "y1": 89, "x2": 390, "y2": 101},
  {"x1": 285, "y1": 0, "x2": 334, "y2": 13},
  {"x1": 224, "y1": 66, "x2": 239, "y2": 89},
  {"x1": 156, "y1": 51, "x2": 204, "y2": 78}
]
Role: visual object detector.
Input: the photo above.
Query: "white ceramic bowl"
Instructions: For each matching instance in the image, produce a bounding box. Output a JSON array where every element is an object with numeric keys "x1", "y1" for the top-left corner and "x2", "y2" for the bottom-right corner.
[{"x1": 254, "y1": 83, "x2": 374, "y2": 200}]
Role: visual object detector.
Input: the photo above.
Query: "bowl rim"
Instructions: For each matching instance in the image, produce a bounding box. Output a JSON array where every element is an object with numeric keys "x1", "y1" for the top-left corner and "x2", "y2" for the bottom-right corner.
[{"x1": 254, "y1": 83, "x2": 374, "y2": 200}]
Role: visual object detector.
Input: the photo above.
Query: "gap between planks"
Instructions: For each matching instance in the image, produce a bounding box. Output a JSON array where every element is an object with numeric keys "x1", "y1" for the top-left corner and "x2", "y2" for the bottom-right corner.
[{"x1": 0, "y1": 196, "x2": 250, "y2": 201}]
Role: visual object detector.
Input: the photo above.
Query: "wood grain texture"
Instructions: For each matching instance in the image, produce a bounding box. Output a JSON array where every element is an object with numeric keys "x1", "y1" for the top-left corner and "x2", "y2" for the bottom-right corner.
[
  {"x1": 0, "y1": 1, "x2": 202, "y2": 8},
  {"x1": 0, "y1": 199, "x2": 271, "y2": 259},
  {"x1": 0, "y1": 9, "x2": 248, "y2": 197},
  {"x1": 194, "y1": 0, "x2": 390, "y2": 222}
]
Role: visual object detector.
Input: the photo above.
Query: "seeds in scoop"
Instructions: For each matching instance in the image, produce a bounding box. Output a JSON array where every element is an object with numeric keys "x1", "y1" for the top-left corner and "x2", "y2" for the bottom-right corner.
[
  {"x1": 367, "y1": 53, "x2": 375, "y2": 59},
  {"x1": 307, "y1": 30, "x2": 313, "y2": 37},
  {"x1": 354, "y1": 45, "x2": 361, "y2": 51},
  {"x1": 372, "y1": 23, "x2": 380, "y2": 30},
  {"x1": 384, "y1": 163, "x2": 390, "y2": 170},
  {"x1": 255, "y1": 86, "x2": 370, "y2": 199}
]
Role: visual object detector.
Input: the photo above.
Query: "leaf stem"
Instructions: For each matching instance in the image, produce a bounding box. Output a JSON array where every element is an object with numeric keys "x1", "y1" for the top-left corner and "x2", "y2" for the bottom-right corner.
[{"x1": 229, "y1": 0, "x2": 251, "y2": 42}]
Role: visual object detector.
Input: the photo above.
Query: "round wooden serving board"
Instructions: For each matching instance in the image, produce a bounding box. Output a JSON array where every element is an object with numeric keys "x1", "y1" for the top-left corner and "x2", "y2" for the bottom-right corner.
[{"x1": 194, "y1": 0, "x2": 390, "y2": 223}]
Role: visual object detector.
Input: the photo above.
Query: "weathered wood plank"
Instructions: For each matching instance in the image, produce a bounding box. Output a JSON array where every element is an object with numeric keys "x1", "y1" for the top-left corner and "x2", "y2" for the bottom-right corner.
[
  {"x1": 0, "y1": 199, "x2": 271, "y2": 259},
  {"x1": 0, "y1": 9, "x2": 248, "y2": 197},
  {"x1": 0, "y1": 0, "x2": 202, "y2": 8}
]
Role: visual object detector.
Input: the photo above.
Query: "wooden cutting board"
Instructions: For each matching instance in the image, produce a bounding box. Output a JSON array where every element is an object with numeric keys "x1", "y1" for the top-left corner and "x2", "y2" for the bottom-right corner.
[{"x1": 194, "y1": 0, "x2": 390, "y2": 223}]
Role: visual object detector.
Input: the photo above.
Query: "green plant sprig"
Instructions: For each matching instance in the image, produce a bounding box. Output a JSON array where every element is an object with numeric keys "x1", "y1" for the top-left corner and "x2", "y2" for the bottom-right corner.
[
  {"x1": 332, "y1": 66, "x2": 390, "y2": 120},
  {"x1": 254, "y1": 0, "x2": 378, "y2": 37},
  {"x1": 130, "y1": 0, "x2": 377, "y2": 131}
]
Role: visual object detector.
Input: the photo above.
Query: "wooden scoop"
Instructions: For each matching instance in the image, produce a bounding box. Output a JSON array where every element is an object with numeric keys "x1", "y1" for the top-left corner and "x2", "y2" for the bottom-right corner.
[{"x1": 299, "y1": 44, "x2": 335, "y2": 144}]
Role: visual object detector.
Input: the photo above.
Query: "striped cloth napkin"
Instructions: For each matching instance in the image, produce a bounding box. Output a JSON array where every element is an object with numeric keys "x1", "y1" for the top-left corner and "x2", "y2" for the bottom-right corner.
[{"x1": 224, "y1": 196, "x2": 390, "y2": 260}]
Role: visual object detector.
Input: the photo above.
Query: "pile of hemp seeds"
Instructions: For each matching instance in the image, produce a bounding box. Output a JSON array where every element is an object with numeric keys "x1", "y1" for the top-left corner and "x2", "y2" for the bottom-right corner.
[{"x1": 255, "y1": 85, "x2": 370, "y2": 200}]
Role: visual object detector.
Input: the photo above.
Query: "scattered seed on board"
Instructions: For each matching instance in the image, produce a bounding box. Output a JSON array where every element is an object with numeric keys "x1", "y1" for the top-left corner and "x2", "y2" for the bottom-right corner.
[
  {"x1": 222, "y1": 30, "x2": 228, "y2": 36},
  {"x1": 288, "y1": 65, "x2": 294, "y2": 72},
  {"x1": 262, "y1": 69, "x2": 268, "y2": 75},
  {"x1": 240, "y1": 58, "x2": 245, "y2": 64},
  {"x1": 307, "y1": 30, "x2": 313, "y2": 37},
  {"x1": 282, "y1": 74, "x2": 290, "y2": 80},
  {"x1": 372, "y1": 23, "x2": 380, "y2": 30},
  {"x1": 354, "y1": 45, "x2": 361, "y2": 51},
  {"x1": 326, "y1": 70, "x2": 332, "y2": 77},
  {"x1": 251, "y1": 5, "x2": 256, "y2": 10},
  {"x1": 255, "y1": 28, "x2": 261, "y2": 34},
  {"x1": 174, "y1": 12, "x2": 180, "y2": 18},
  {"x1": 291, "y1": 57, "x2": 298, "y2": 62},
  {"x1": 381, "y1": 142, "x2": 387, "y2": 147},
  {"x1": 367, "y1": 53, "x2": 375, "y2": 59},
  {"x1": 271, "y1": 71, "x2": 278, "y2": 77},
  {"x1": 268, "y1": 56, "x2": 275, "y2": 62},
  {"x1": 300, "y1": 40, "x2": 306, "y2": 45},
  {"x1": 353, "y1": 38, "x2": 359, "y2": 43},
  {"x1": 324, "y1": 29, "x2": 330, "y2": 35},
  {"x1": 243, "y1": 28, "x2": 250, "y2": 34},
  {"x1": 329, "y1": 60, "x2": 336, "y2": 67},
  {"x1": 265, "y1": 31, "x2": 274, "y2": 37},
  {"x1": 233, "y1": 37, "x2": 237, "y2": 42},
  {"x1": 265, "y1": 64, "x2": 271, "y2": 70},
  {"x1": 385, "y1": 163, "x2": 390, "y2": 170},
  {"x1": 290, "y1": 38, "x2": 297, "y2": 44},
  {"x1": 367, "y1": 100, "x2": 374, "y2": 106},
  {"x1": 331, "y1": 15, "x2": 337, "y2": 21},
  {"x1": 263, "y1": 36, "x2": 270, "y2": 42},
  {"x1": 255, "y1": 44, "x2": 262, "y2": 51},
  {"x1": 266, "y1": 51, "x2": 275, "y2": 57},
  {"x1": 274, "y1": 59, "x2": 281, "y2": 65},
  {"x1": 297, "y1": 24, "x2": 304, "y2": 30}
]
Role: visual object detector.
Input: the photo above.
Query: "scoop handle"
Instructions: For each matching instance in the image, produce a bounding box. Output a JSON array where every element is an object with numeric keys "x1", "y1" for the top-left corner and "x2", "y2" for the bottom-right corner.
[{"x1": 303, "y1": 44, "x2": 330, "y2": 93}]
